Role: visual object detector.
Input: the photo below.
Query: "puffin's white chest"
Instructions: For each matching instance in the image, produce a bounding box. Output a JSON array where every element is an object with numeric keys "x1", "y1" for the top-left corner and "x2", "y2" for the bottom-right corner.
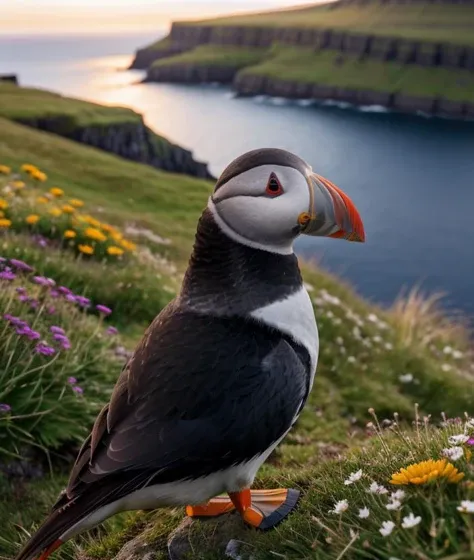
[{"x1": 250, "y1": 286, "x2": 319, "y2": 387}]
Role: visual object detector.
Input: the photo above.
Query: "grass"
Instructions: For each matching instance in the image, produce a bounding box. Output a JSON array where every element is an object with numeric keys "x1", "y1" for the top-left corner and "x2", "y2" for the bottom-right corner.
[
  {"x1": 151, "y1": 45, "x2": 267, "y2": 70},
  {"x1": 0, "y1": 83, "x2": 141, "y2": 128},
  {"x1": 241, "y1": 45, "x2": 474, "y2": 102},
  {"x1": 1, "y1": 115, "x2": 474, "y2": 558},
  {"x1": 191, "y1": 2, "x2": 474, "y2": 46}
]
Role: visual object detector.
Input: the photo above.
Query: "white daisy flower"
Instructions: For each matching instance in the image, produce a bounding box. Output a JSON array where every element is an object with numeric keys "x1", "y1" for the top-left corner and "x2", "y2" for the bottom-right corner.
[
  {"x1": 331, "y1": 499, "x2": 349, "y2": 514},
  {"x1": 457, "y1": 500, "x2": 474, "y2": 514},
  {"x1": 386, "y1": 499, "x2": 402, "y2": 511},
  {"x1": 390, "y1": 490, "x2": 406, "y2": 501},
  {"x1": 379, "y1": 520, "x2": 395, "y2": 537},
  {"x1": 373, "y1": 335, "x2": 382, "y2": 343},
  {"x1": 336, "y1": 336, "x2": 344, "y2": 345},
  {"x1": 466, "y1": 419, "x2": 474, "y2": 429},
  {"x1": 452, "y1": 350, "x2": 463, "y2": 359},
  {"x1": 448, "y1": 434, "x2": 469, "y2": 445},
  {"x1": 441, "y1": 364, "x2": 452, "y2": 372},
  {"x1": 399, "y1": 373, "x2": 414, "y2": 383},
  {"x1": 358, "y1": 507, "x2": 370, "y2": 519},
  {"x1": 384, "y1": 342, "x2": 393, "y2": 350},
  {"x1": 367, "y1": 313, "x2": 379, "y2": 323},
  {"x1": 344, "y1": 469, "x2": 363, "y2": 485},
  {"x1": 401, "y1": 513, "x2": 422, "y2": 529},
  {"x1": 443, "y1": 346, "x2": 453, "y2": 354},
  {"x1": 368, "y1": 482, "x2": 388, "y2": 495},
  {"x1": 347, "y1": 356, "x2": 356, "y2": 364},
  {"x1": 442, "y1": 446, "x2": 464, "y2": 461}
]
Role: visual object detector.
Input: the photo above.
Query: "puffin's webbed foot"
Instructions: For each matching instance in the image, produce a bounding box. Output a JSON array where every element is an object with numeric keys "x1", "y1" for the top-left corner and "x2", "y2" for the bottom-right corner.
[{"x1": 186, "y1": 488, "x2": 300, "y2": 530}]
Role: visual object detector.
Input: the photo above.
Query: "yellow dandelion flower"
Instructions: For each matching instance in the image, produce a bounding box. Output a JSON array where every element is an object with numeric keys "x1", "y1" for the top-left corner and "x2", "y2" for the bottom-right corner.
[
  {"x1": 0, "y1": 218, "x2": 12, "y2": 228},
  {"x1": 78, "y1": 244, "x2": 94, "y2": 255},
  {"x1": 37, "y1": 196, "x2": 49, "y2": 204},
  {"x1": 107, "y1": 246, "x2": 124, "y2": 256},
  {"x1": 100, "y1": 223, "x2": 116, "y2": 233},
  {"x1": 21, "y1": 164, "x2": 38, "y2": 174},
  {"x1": 85, "y1": 227, "x2": 107, "y2": 242},
  {"x1": 0, "y1": 165, "x2": 11, "y2": 175},
  {"x1": 31, "y1": 170, "x2": 47, "y2": 182},
  {"x1": 64, "y1": 230, "x2": 77, "y2": 239},
  {"x1": 12, "y1": 180, "x2": 25, "y2": 189},
  {"x1": 120, "y1": 239, "x2": 137, "y2": 251},
  {"x1": 26, "y1": 214, "x2": 40, "y2": 225},
  {"x1": 50, "y1": 187, "x2": 64, "y2": 197},
  {"x1": 111, "y1": 231, "x2": 123, "y2": 242},
  {"x1": 83, "y1": 215, "x2": 101, "y2": 228},
  {"x1": 49, "y1": 208, "x2": 62, "y2": 217},
  {"x1": 390, "y1": 459, "x2": 464, "y2": 486},
  {"x1": 0, "y1": 199, "x2": 8, "y2": 210},
  {"x1": 69, "y1": 198, "x2": 84, "y2": 208},
  {"x1": 61, "y1": 204, "x2": 75, "y2": 214}
]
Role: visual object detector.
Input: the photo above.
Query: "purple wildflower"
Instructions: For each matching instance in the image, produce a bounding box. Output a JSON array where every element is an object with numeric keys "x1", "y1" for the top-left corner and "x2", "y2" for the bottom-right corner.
[
  {"x1": 30, "y1": 299, "x2": 39, "y2": 310},
  {"x1": 3, "y1": 314, "x2": 17, "y2": 323},
  {"x1": 72, "y1": 386, "x2": 84, "y2": 394},
  {"x1": 35, "y1": 342, "x2": 56, "y2": 356},
  {"x1": 467, "y1": 438, "x2": 474, "y2": 446},
  {"x1": 50, "y1": 326, "x2": 65, "y2": 335},
  {"x1": 49, "y1": 289, "x2": 60, "y2": 299},
  {"x1": 96, "y1": 304, "x2": 112, "y2": 316},
  {"x1": 18, "y1": 295, "x2": 29, "y2": 303},
  {"x1": 46, "y1": 306, "x2": 56, "y2": 315},
  {"x1": 0, "y1": 404, "x2": 11, "y2": 413},
  {"x1": 33, "y1": 276, "x2": 55, "y2": 287},
  {"x1": 16, "y1": 326, "x2": 41, "y2": 340},
  {"x1": 33, "y1": 235, "x2": 49, "y2": 248},
  {"x1": 16, "y1": 287, "x2": 27, "y2": 295},
  {"x1": 0, "y1": 270, "x2": 16, "y2": 281},
  {"x1": 106, "y1": 326, "x2": 119, "y2": 335},
  {"x1": 75, "y1": 296, "x2": 91, "y2": 308},
  {"x1": 9, "y1": 259, "x2": 33, "y2": 272},
  {"x1": 65, "y1": 294, "x2": 77, "y2": 303},
  {"x1": 53, "y1": 333, "x2": 71, "y2": 349},
  {"x1": 58, "y1": 286, "x2": 72, "y2": 295},
  {"x1": 67, "y1": 377, "x2": 77, "y2": 384}
]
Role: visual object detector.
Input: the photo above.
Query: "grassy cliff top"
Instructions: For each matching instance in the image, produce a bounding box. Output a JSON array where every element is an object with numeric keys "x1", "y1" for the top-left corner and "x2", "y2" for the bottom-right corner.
[
  {"x1": 242, "y1": 46, "x2": 474, "y2": 101},
  {"x1": 181, "y1": 1, "x2": 474, "y2": 46},
  {"x1": 151, "y1": 45, "x2": 266, "y2": 68},
  {"x1": 0, "y1": 83, "x2": 142, "y2": 127}
]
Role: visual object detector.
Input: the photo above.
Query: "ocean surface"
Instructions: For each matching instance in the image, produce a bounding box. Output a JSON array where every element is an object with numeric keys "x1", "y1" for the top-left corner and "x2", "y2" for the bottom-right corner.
[{"x1": 2, "y1": 33, "x2": 474, "y2": 318}]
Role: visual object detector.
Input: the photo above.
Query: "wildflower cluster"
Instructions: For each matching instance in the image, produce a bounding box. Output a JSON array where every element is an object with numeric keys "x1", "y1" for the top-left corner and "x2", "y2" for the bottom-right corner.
[
  {"x1": 316, "y1": 412, "x2": 474, "y2": 559},
  {"x1": 0, "y1": 254, "x2": 123, "y2": 456},
  {"x1": 0, "y1": 163, "x2": 137, "y2": 261}
]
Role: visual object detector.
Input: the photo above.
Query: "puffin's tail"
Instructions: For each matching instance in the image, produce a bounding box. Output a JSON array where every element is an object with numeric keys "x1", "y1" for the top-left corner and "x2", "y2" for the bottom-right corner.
[{"x1": 15, "y1": 498, "x2": 89, "y2": 560}]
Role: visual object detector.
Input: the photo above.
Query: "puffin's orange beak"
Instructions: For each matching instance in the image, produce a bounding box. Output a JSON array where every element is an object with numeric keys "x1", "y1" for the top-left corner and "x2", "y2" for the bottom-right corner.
[{"x1": 298, "y1": 173, "x2": 365, "y2": 242}]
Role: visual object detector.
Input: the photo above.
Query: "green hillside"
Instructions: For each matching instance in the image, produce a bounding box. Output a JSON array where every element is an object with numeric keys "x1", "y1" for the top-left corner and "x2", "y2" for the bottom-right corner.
[
  {"x1": 195, "y1": 2, "x2": 474, "y2": 46},
  {"x1": 1, "y1": 116, "x2": 473, "y2": 559}
]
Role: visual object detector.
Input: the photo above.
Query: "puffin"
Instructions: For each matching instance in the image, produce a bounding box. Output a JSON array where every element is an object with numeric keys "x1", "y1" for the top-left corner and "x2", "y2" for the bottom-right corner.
[{"x1": 16, "y1": 148, "x2": 365, "y2": 560}]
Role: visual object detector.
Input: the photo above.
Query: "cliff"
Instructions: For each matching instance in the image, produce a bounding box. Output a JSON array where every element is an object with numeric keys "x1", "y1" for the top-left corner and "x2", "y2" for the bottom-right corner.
[
  {"x1": 131, "y1": 1, "x2": 474, "y2": 119},
  {"x1": 0, "y1": 83, "x2": 212, "y2": 179}
]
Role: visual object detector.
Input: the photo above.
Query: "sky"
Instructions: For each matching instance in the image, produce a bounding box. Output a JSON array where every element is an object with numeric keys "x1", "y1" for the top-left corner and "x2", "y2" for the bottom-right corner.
[{"x1": 1, "y1": 0, "x2": 308, "y2": 35}]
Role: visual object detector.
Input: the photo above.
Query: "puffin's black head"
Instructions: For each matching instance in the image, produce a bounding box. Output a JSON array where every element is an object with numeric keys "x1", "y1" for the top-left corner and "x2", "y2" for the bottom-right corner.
[{"x1": 208, "y1": 148, "x2": 365, "y2": 254}]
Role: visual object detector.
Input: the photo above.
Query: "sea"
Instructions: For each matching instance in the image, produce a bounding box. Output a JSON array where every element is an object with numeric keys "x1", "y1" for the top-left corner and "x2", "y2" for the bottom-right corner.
[{"x1": 2, "y1": 32, "x2": 474, "y2": 319}]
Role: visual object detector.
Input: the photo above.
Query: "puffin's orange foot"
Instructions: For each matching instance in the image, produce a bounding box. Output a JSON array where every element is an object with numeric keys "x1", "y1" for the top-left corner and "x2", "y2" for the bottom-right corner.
[
  {"x1": 230, "y1": 488, "x2": 300, "y2": 530},
  {"x1": 186, "y1": 496, "x2": 235, "y2": 518}
]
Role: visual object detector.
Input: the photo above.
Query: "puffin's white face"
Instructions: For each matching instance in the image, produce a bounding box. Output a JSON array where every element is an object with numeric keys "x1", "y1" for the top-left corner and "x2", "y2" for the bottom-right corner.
[{"x1": 209, "y1": 149, "x2": 365, "y2": 254}]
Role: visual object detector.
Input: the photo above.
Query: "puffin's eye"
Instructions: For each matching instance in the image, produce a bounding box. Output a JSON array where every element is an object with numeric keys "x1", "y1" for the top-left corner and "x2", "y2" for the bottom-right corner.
[{"x1": 265, "y1": 173, "x2": 283, "y2": 196}]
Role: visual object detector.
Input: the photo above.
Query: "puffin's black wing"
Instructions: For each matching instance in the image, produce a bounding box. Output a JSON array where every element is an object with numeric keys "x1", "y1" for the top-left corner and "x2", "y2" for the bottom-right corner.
[{"x1": 63, "y1": 302, "x2": 309, "y2": 503}]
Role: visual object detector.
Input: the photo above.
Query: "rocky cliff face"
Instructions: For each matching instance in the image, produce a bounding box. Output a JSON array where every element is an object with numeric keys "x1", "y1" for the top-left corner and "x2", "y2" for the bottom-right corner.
[
  {"x1": 14, "y1": 116, "x2": 213, "y2": 179},
  {"x1": 234, "y1": 74, "x2": 473, "y2": 118},
  {"x1": 133, "y1": 22, "x2": 474, "y2": 72}
]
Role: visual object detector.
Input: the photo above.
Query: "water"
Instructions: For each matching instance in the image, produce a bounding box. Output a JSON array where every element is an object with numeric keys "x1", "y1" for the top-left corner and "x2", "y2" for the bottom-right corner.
[{"x1": 2, "y1": 34, "x2": 474, "y2": 318}]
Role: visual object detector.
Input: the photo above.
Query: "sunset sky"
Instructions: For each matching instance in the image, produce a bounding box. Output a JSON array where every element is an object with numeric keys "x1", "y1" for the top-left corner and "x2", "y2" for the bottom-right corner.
[{"x1": 2, "y1": 0, "x2": 307, "y2": 34}]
